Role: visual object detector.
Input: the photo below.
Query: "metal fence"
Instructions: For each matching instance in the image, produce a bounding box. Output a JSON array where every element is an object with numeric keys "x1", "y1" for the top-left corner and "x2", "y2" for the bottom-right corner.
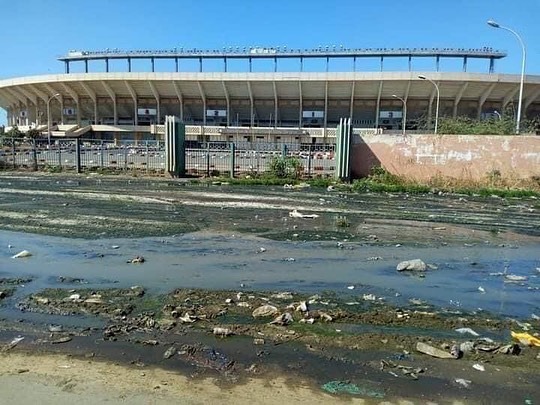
[{"x1": 0, "y1": 138, "x2": 335, "y2": 178}]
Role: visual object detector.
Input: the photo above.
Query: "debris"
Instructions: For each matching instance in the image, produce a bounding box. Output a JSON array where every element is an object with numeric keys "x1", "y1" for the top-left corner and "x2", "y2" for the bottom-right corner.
[
  {"x1": 257, "y1": 247, "x2": 266, "y2": 253},
  {"x1": 347, "y1": 285, "x2": 355, "y2": 290},
  {"x1": 284, "y1": 257, "x2": 295, "y2": 262},
  {"x1": 459, "y1": 341, "x2": 475, "y2": 353},
  {"x1": 271, "y1": 292, "x2": 293, "y2": 300},
  {"x1": 321, "y1": 381, "x2": 384, "y2": 398},
  {"x1": 511, "y1": 331, "x2": 540, "y2": 347},
  {"x1": 179, "y1": 312, "x2": 197, "y2": 323},
  {"x1": 213, "y1": 327, "x2": 233, "y2": 337},
  {"x1": 270, "y1": 312, "x2": 293, "y2": 326},
  {"x1": 416, "y1": 342, "x2": 456, "y2": 359},
  {"x1": 504, "y1": 274, "x2": 527, "y2": 282},
  {"x1": 362, "y1": 294, "x2": 377, "y2": 301},
  {"x1": 495, "y1": 344, "x2": 521, "y2": 355},
  {"x1": 12, "y1": 250, "x2": 32, "y2": 259},
  {"x1": 51, "y1": 336, "x2": 72, "y2": 344},
  {"x1": 472, "y1": 363, "x2": 485, "y2": 372},
  {"x1": 252, "y1": 305, "x2": 279, "y2": 318},
  {"x1": 128, "y1": 256, "x2": 145, "y2": 264},
  {"x1": 3, "y1": 336, "x2": 24, "y2": 351},
  {"x1": 84, "y1": 297, "x2": 104, "y2": 304},
  {"x1": 455, "y1": 378, "x2": 472, "y2": 388},
  {"x1": 48, "y1": 325, "x2": 64, "y2": 333},
  {"x1": 68, "y1": 294, "x2": 81, "y2": 301},
  {"x1": 163, "y1": 346, "x2": 177, "y2": 359},
  {"x1": 253, "y1": 338, "x2": 265, "y2": 345},
  {"x1": 478, "y1": 286, "x2": 486, "y2": 294},
  {"x1": 296, "y1": 301, "x2": 308, "y2": 312},
  {"x1": 225, "y1": 298, "x2": 234, "y2": 304},
  {"x1": 455, "y1": 327, "x2": 480, "y2": 337},
  {"x1": 288, "y1": 209, "x2": 319, "y2": 219},
  {"x1": 396, "y1": 259, "x2": 427, "y2": 272},
  {"x1": 111, "y1": 245, "x2": 120, "y2": 249}
]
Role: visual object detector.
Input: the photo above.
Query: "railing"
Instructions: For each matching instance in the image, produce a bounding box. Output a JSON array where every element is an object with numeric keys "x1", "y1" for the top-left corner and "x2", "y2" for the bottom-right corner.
[{"x1": 0, "y1": 139, "x2": 336, "y2": 178}]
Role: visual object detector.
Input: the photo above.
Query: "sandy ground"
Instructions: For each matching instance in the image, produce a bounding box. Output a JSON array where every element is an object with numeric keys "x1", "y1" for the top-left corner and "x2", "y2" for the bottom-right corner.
[{"x1": 0, "y1": 351, "x2": 419, "y2": 405}]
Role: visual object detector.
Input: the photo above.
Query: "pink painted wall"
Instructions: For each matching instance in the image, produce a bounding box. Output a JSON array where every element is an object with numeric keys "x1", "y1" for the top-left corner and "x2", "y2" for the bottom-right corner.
[{"x1": 351, "y1": 134, "x2": 540, "y2": 180}]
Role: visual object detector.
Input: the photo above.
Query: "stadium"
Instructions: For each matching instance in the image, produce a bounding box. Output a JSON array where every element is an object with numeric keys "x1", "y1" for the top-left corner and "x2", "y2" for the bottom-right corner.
[{"x1": 0, "y1": 46, "x2": 539, "y2": 145}]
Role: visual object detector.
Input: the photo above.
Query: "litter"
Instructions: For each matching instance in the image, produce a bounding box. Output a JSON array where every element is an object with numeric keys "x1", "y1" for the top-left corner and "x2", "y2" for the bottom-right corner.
[
  {"x1": 12, "y1": 250, "x2": 32, "y2": 259},
  {"x1": 213, "y1": 327, "x2": 233, "y2": 337},
  {"x1": 321, "y1": 381, "x2": 385, "y2": 398},
  {"x1": 288, "y1": 209, "x2": 319, "y2": 219},
  {"x1": 504, "y1": 274, "x2": 528, "y2": 282},
  {"x1": 478, "y1": 286, "x2": 486, "y2": 293},
  {"x1": 455, "y1": 327, "x2": 480, "y2": 337},
  {"x1": 455, "y1": 378, "x2": 472, "y2": 388},
  {"x1": 416, "y1": 342, "x2": 456, "y2": 359},
  {"x1": 472, "y1": 363, "x2": 485, "y2": 372},
  {"x1": 347, "y1": 285, "x2": 355, "y2": 290},
  {"x1": 511, "y1": 331, "x2": 540, "y2": 347}
]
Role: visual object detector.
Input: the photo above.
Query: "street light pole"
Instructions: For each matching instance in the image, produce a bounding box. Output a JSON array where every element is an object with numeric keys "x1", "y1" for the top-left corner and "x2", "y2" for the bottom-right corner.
[
  {"x1": 418, "y1": 75, "x2": 440, "y2": 135},
  {"x1": 47, "y1": 93, "x2": 61, "y2": 146},
  {"x1": 392, "y1": 94, "x2": 407, "y2": 136},
  {"x1": 487, "y1": 19, "x2": 526, "y2": 134}
]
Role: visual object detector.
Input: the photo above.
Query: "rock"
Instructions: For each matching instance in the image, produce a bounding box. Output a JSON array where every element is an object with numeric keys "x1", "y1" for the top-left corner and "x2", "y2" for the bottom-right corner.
[
  {"x1": 35, "y1": 297, "x2": 50, "y2": 305},
  {"x1": 0, "y1": 291, "x2": 6, "y2": 299},
  {"x1": 416, "y1": 342, "x2": 456, "y2": 359},
  {"x1": 12, "y1": 250, "x2": 32, "y2": 259},
  {"x1": 252, "y1": 305, "x2": 279, "y2": 318},
  {"x1": 253, "y1": 338, "x2": 265, "y2": 345},
  {"x1": 397, "y1": 259, "x2": 427, "y2": 272},
  {"x1": 68, "y1": 294, "x2": 81, "y2": 301}
]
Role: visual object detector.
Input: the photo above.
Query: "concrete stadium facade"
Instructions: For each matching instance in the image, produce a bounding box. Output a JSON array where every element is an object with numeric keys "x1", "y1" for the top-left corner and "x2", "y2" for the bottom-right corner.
[{"x1": 1, "y1": 69, "x2": 540, "y2": 143}]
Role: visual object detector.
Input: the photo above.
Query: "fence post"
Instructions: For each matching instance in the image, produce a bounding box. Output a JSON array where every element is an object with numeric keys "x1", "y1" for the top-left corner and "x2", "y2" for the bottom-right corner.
[
  {"x1": 11, "y1": 139, "x2": 16, "y2": 168},
  {"x1": 145, "y1": 141, "x2": 149, "y2": 174},
  {"x1": 58, "y1": 141, "x2": 62, "y2": 169},
  {"x1": 32, "y1": 140, "x2": 38, "y2": 171},
  {"x1": 100, "y1": 141, "x2": 104, "y2": 168},
  {"x1": 124, "y1": 146, "x2": 128, "y2": 170},
  {"x1": 206, "y1": 142, "x2": 210, "y2": 177},
  {"x1": 230, "y1": 142, "x2": 235, "y2": 179},
  {"x1": 281, "y1": 143, "x2": 287, "y2": 158},
  {"x1": 308, "y1": 144, "x2": 313, "y2": 178},
  {"x1": 75, "y1": 138, "x2": 81, "y2": 173}
]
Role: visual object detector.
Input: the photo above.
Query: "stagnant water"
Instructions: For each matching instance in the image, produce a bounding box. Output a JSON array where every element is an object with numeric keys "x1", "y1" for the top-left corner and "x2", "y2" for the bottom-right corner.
[{"x1": 0, "y1": 174, "x2": 539, "y2": 323}]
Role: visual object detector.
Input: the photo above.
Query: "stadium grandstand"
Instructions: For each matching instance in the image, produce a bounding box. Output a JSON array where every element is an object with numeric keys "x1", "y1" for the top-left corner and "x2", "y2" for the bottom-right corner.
[{"x1": 0, "y1": 46, "x2": 539, "y2": 144}]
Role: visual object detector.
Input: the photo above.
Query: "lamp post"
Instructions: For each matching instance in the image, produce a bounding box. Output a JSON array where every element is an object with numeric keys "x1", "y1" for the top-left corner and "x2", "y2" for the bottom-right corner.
[
  {"x1": 47, "y1": 93, "x2": 61, "y2": 146},
  {"x1": 392, "y1": 94, "x2": 407, "y2": 135},
  {"x1": 487, "y1": 19, "x2": 526, "y2": 134},
  {"x1": 418, "y1": 75, "x2": 440, "y2": 134},
  {"x1": 493, "y1": 110, "x2": 502, "y2": 120}
]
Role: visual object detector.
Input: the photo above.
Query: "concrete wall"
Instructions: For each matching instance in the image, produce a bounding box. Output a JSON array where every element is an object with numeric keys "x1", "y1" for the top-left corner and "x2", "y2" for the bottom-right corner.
[{"x1": 351, "y1": 134, "x2": 540, "y2": 180}]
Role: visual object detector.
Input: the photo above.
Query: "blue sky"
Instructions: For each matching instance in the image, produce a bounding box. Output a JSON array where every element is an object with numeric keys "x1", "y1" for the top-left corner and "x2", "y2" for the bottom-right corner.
[{"x1": 1, "y1": 0, "x2": 538, "y2": 123}]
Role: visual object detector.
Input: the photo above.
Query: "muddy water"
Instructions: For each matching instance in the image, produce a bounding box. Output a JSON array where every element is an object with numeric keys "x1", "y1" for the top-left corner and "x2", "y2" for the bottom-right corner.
[
  {"x1": 1, "y1": 229, "x2": 539, "y2": 321},
  {"x1": 0, "y1": 173, "x2": 539, "y2": 321}
]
